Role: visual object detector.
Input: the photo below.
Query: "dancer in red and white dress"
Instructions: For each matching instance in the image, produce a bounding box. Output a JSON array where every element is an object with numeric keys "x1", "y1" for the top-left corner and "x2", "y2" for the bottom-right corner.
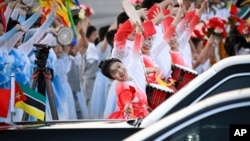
[{"x1": 99, "y1": 32, "x2": 150, "y2": 119}]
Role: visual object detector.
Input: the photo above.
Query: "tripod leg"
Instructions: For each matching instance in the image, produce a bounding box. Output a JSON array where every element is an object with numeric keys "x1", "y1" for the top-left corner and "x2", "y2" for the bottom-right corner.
[
  {"x1": 44, "y1": 68, "x2": 58, "y2": 120},
  {"x1": 22, "y1": 69, "x2": 39, "y2": 121}
]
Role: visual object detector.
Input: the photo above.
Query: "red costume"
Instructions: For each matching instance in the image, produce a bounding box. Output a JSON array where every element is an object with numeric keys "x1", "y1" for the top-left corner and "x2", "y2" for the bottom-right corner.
[
  {"x1": 143, "y1": 55, "x2": 158, "y2": 83},
  {"x1": 170, "y1": 51, "x2": 187, "y2": 67},
  {"x1": 109, "y1": 21, "x2": 155, "y2": 119},
  {"x1": 111, "y1": 81, "x2": 149, "y2": 119}
]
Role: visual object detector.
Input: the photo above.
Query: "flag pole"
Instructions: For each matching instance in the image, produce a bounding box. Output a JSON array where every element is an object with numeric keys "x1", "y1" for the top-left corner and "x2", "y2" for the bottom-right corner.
[{"x1": 10, "y1": 72, "x2": 15, "y2": 122}]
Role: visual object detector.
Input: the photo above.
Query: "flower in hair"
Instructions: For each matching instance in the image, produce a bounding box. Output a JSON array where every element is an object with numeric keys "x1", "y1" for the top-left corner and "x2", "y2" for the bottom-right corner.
[
  {"x1": 80, "y1": 4, "x2": 95, "y2": 17},
  {"x1": 78, "y1": 9, "x2": 86, "y2": 20}
]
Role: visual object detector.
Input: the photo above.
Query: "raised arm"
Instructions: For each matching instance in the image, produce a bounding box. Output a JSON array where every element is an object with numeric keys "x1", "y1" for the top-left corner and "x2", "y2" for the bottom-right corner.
[
  {"x1": 20, "y1": 2, "x2": 56, "y2": 54},
  {"x1": 156, "y1": 0, "x2": 176, "y2": 9},
  {"x1": 77, "y1": 17, "x2": 89, "y2": 55},
  {"x1": 193, "y1": 35, "x2": 215, "y2": 69},
  {"x1": 150, "y1": 6, "x2": 184, "y2": 58},
  {"x1": 21, "y1": 8, "x2": 43, "y2": 30},
  {"x1": 0, "y1": 8, "x2": 42, "y2": 51},
  {"x1": 23, "y1": 28, "x2": 38, "y2": 42},
  {"x1": 0, "y1": 25, "x2": 18, "y2": 45},
  {"x1": 114, "y1": 19, "x2": 134, "y2": 51},
  {"x1": 99, "y1": 21, "x2": 117, "y2": 54},
  {"x1": 10, "y1": 1, "x2": 27, "y2": 21},
  {"x1": 18, "y1": 9, "x2": 26, "y2": 23},
  {"x1": 112, "y1": 19, "x2": 135, "y2": 61},
  {"x1": 4, "y1": 1, "x2": 15, "y2": 26},
  {"x1": 0, "y1": 0, "x2": 9, "y2": 7},
  {"x1": 178, "y1": 0, "x2": 208, "y2": 42},
  {"x1": 164, "y1": 6, "x2": 184, "y2": 41}
]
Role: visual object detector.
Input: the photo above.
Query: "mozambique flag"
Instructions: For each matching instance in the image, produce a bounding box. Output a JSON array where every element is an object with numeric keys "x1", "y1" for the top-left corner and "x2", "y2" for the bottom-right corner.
[{"x1": 15, "y1": 82, "x2": 46, "y2": 121}]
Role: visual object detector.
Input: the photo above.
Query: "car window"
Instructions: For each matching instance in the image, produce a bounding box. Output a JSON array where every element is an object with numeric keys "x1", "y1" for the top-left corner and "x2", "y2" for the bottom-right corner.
[
  {"x1": 162, "y1": 106, "x2": 250, "y2": 141},
  {"x1": 167, "y1": 75, "x2": 250, "y2": 116},
  {"x1": 203, "y1": 75, "x2": 250, "y2": 99}
]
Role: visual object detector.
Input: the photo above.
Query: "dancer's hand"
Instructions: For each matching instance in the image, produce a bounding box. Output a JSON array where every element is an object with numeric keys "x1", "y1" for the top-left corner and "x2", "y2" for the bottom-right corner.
[
  {"x1": 16, "y1": 2, "x2": 28, "y2": 9},
  {"x1": 152, "y1": 7, "x2": 168, "y2": 25},
  {"x1": 137, "y1": 8, "x2": 148, "y2": 21},
  {"x1": 20, "y1": 9, "x2": 27, "y2": 16},
  {"x1": 135, "y1": 23, "x2": 143, "y2": 34},
  {"x1": 15, "y1": 24, "x2": 27, "y2": 33},
  {"x1": 124, "y1": 103, "x2": 133, "y2": 116},
  {"x1": 51, "y1": 0, "x2": 58, "y2": 17},
  {"x1": 198, "y1": 0, "x2": 208, "y2": 16},
  {"x1": 49, "y1": 27, "x2": 58, "y2": 37},
  {"x1": 8, "y1": 1, "x2": 16, "y2": 9},
  {"x1": 37, "y1": 7, "x2": 45, "y2": 17}
]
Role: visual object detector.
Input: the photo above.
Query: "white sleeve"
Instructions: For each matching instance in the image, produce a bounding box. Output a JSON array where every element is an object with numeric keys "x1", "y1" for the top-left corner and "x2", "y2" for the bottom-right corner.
[
  {"x1": 86, "y1": 43, "x2": 99, "y2": 63},
  {"x1": 19, "y1": 13, "x2": 54, "y2": 54},
  {"x1": 5, "y1": 32, "x2": 24, "y2": 53},
  {"x1": 10, "y1": 7, "x2": 20, "y2": 20},
  {"x1": 4, "y1": 6, "x2": 12, "y2": 26}
]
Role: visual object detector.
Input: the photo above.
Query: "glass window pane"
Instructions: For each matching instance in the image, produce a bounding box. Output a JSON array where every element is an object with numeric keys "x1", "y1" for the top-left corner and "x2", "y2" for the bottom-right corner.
[{"x1": 165, "y1": 106, "x2": 250, "y2": 141}]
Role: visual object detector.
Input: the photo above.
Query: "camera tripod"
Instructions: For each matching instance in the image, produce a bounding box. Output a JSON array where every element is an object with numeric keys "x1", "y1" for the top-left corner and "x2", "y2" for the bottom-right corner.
[{"x1": 22, "y1": 44, "x2": 58, "y2": 121}]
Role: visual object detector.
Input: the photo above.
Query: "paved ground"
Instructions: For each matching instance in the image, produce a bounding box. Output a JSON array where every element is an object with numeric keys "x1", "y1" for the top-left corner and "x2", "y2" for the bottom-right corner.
[{"x1": 79, "y1": 0, "x2": 123, "y2": 29}]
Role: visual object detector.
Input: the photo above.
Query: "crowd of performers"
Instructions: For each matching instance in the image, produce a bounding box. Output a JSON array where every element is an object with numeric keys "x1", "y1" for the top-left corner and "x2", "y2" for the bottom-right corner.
[{"x1": 0, "y1": 0, "x2": 250, "y2": 121}]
